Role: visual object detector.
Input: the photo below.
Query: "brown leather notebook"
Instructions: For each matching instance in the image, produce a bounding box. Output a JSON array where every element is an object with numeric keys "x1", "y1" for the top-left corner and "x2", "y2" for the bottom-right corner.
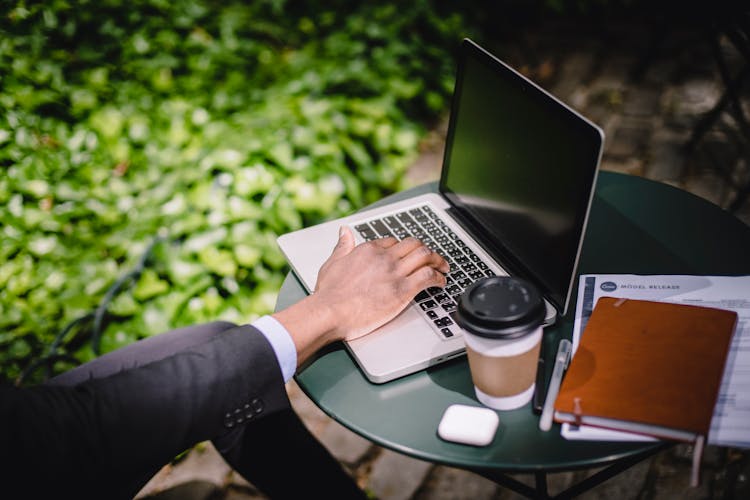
[{"x1": 554, "y1": 297, "x2": 737, "y2": 485}]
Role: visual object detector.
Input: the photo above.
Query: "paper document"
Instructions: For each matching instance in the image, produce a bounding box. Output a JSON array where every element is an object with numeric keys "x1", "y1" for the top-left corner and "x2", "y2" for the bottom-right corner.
[{"x1": 564, "y1": 274, "x2": 750, "y2": 448}]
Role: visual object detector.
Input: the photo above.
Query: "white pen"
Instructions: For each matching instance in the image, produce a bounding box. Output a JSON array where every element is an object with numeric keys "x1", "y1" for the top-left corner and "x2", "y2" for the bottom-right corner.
[{"x1": 539, "y1": 338, "x2": 573, "y2": 431}]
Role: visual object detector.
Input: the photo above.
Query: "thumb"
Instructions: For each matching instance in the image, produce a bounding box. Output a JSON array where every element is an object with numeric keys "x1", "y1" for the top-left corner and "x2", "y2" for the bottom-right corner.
[{"x1": 329, "y1": 226, "x2": 355, "y2": 260}]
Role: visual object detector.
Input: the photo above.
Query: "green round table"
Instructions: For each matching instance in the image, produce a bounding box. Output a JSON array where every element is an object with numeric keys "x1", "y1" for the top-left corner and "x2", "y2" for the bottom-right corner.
[{"x1": 276, "y1": 171, "x2": 750, "y2": 498}]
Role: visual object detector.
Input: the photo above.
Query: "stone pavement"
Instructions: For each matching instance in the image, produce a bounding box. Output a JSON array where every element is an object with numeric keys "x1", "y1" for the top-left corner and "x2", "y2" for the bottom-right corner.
[{"x1": 136, "y1": 17, "x2": 750, "y2": 500}]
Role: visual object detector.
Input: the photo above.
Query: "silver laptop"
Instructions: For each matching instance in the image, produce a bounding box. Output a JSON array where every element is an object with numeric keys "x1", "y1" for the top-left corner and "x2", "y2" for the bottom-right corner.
[{"x1": 277, "y1": 38, "x2": 603, "y2": 383}]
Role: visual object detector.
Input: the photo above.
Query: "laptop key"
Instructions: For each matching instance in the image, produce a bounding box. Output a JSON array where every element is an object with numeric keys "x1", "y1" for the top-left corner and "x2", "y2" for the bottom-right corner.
[
  {"x1": 442, "y1": 301, "x2": 457, "y2": 313},
  {"x1": 356, "y1": 225, "x2": 377, "y2": 240},
  {"x1": 462, "y1": 262, "x2": 477, "y2": 272},
  {"x1": 370, "y1": 219, "x2": 391, "y2": 237},
  {"x1": 383, "y1": 215, "x2": 401, "y2": 229},
  {"x1": 469, "y1": 270, "x2": 485, "y2": 280},
  {"x1": 434, "y1": 317, "x2": 454, "y2": 327},
  {"x1": 420, "y1": 300, "x2": 438, "y2": 310},
  {"x1": 396, "y1": 212, "x2": 415, "y2": 224}
]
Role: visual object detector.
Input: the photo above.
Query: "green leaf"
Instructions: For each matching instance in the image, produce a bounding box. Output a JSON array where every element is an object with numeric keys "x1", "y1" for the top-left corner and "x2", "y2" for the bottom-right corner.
[
  {"x1": 133, "y1": 269, "x2": 170, "y2": 301},
  {"x1": 198, "y1": 247, "x2": 237, "y2": 277}
]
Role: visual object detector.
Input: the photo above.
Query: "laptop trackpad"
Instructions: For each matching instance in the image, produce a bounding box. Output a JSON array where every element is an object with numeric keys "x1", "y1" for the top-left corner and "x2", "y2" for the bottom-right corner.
[{"x1": 346, "y1": 306, "x2": 465, "y2": 383}]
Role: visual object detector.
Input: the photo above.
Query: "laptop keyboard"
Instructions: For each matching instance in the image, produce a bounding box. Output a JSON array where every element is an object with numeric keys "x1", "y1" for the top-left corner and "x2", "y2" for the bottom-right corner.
[{"x1": 353, "y1": 205, "x2": 497, "y2": 340}]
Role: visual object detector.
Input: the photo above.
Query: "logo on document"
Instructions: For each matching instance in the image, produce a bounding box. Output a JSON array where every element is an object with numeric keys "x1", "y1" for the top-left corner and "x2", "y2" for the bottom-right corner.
[{"x1": 600, "y1": 281, "x2": 617, "y2": 292}]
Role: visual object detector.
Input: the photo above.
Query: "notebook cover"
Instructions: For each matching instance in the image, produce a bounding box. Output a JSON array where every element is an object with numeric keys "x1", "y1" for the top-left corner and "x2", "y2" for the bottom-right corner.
[{"x1": 554, "y1": 297, "x2": 737, "y2": 439}]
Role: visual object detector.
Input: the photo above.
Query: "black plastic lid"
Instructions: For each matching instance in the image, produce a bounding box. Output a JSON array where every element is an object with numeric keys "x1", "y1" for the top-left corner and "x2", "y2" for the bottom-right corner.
[{"x1": 456, "y1": 276, "x2": 545, "y2": 339}]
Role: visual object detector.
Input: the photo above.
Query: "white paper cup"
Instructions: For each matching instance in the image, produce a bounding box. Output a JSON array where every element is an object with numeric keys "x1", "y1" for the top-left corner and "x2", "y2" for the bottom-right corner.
[
  {"x1": 463, "y1": 325, "x2": 543, "y2": 410},
  {"x1": 456, "y1": 276, "x2": 545, "y2": 411}
]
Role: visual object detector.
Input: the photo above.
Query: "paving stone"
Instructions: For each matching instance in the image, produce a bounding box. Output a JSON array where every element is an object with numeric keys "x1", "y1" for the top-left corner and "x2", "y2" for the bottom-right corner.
[
  {"x1": 647, "y1": 456, "x2": 712, "y2": 499},
  {"x1": 368, "y1": 449, "x2": 434, "y2": 500},
  {"x1": 722, "y1": 449, "x2": 750, "y2": 499},
  {"x1": 319, "y1": 419, "x2": 374, "y2": 466},
  {"x1": 606, "y1": 118, "x2": 652, "y2": 159},
  {"x1": 623, "y1": 86, "x2": 663, "y2": 117},
  {"x1": 543, "y1": 471, "x2": 578, "y2": 498},
  {"x1": 226, "y1": 469, "x2": 269, "y2": 496},
  {"x1": 224, "y1": 484, "x2": 269, "y2": 500},
  {"x1": 552, "y1": 52, "x2": 596, "y2": 101},
  {"x1": 640, "y1": 55, "x2": 679, "y2": 86},
  {"x1": 677, "y1": 78, "x2": 723, "y2": 116},
  {"x1": 413, "y1": 466, "x2": 499, "y2": 499},
  {"x1": 596, "y1": 53, "x2": 637, "y2": 87},
  {"x1": 495, "y1": 472, "x2": 536, "y2": 499},
  {"x1": 684, "y1": 168, "x2": 729, "y2": 208},
  {"x1": 586, "y1": 77, "x2": 626, "y2": 117},
  {"x1": 664, "y1": 78, "x2": 722, "y2": 129},
  {"x1": 576, "y1": 455, "x2": 653, "y2": 499}
]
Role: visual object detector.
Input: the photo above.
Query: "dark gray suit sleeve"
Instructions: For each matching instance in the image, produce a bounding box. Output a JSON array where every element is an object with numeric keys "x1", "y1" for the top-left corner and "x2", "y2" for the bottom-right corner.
[{"x1": 1, "y1": 324, "x2": 290, "y2": 498}]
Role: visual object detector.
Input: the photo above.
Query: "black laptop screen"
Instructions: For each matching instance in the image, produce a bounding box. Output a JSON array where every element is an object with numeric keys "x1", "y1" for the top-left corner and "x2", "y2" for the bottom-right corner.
[{"x1": 440, "y1": 40, "x2": 603, "y2": 314}]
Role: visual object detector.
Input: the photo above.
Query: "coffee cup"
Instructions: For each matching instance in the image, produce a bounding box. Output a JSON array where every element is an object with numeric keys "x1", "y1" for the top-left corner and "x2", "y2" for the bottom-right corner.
[{"x1": 456, "y1": 276, "x2": 545, "y2": 410}]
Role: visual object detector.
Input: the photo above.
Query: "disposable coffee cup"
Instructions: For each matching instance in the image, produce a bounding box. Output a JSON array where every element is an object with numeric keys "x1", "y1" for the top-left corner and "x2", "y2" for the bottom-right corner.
[{"x1": 456, "y1": 276, "x2": 545, "y2": 411}]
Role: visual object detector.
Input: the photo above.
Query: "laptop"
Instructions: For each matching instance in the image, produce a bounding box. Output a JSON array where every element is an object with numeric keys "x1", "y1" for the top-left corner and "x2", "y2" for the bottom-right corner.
[{"x1": 277, "y1": 38, "x2": 604, "y2": 383}]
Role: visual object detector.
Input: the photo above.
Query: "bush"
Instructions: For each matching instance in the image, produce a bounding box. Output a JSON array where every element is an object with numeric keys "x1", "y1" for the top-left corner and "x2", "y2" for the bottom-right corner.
[{"x1": 0, "y1": 0, "x2": 479, "y2": 382}]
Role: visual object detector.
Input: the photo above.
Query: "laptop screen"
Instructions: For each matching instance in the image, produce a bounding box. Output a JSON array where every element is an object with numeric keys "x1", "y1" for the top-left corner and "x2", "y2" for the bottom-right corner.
[{"x1": 440, "y1": 39, "x2": 603, "y2": 315}]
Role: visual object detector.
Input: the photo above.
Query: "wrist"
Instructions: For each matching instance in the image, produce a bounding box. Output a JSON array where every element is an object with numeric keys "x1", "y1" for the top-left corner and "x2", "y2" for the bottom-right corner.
[
  {"x1": 271, "y1": 293, "x2": 341, "y2": 367},
  {"x1": 299, "y1": 292, "x2": 341, "y2": 342}
]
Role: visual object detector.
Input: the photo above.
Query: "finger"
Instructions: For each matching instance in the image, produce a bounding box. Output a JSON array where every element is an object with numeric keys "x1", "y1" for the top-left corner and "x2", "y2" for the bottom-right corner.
[
  {"x1": 329, "y1": 226, "x2": 355, "y2": 261},
  {"x1": 398, "y1": 245, "x2": 449, "y2": 276},
  {"x1": 370, "y1": 236, "x2": 399, "y2": 248},
  {"x1": 388, "y1": 236, "x2": 427, "y2": 258},
  {"x1": 404, "y1": 266, "x2": 448, "y2": 295}
]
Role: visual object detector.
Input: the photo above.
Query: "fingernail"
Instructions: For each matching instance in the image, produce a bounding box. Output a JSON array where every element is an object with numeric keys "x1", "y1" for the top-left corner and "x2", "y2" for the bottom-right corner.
[{"x1": 339, "y1": 226, "x2": 346, "y2": 238}]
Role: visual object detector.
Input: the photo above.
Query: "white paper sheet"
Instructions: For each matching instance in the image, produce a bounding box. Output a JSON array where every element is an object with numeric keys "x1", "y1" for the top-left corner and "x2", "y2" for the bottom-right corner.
[{"x1": 563, "y1": 274, "x2": 750, "y2": 448}]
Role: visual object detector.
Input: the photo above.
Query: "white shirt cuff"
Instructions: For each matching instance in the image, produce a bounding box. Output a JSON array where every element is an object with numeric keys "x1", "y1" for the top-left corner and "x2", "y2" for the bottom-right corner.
[{"x1": 252, "y1": 315, "x2": 297, "y2": 383}]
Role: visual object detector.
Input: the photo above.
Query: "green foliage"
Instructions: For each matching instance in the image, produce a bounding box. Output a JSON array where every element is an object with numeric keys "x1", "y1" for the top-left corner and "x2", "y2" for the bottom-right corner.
[{"x1": 1, "y1": 0, "x2": 476, "y2": 382}]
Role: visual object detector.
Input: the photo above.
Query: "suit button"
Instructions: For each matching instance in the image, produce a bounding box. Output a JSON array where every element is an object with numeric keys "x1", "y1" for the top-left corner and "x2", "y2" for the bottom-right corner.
[
  {"x1": 251, "y1": 398, "x2": 264, "y2": 414},
  {"x1": 223, "y1": 412, "x2": 235, "y2": 429}
]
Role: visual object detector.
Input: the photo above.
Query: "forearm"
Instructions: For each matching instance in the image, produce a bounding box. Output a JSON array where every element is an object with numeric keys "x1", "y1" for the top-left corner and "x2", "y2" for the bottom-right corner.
[{"x1": 272, "y1": 293, "x2": 340, "y2": 368}]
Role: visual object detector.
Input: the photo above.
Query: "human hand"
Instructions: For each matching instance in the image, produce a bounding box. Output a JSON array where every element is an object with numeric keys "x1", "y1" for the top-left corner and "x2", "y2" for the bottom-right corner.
[
  {"x1": 272, "y1": 226, "x2": 448, "y2": 366},
  {"x1": 314, "y1": 226, "x2": 449, "y2": 341}
]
